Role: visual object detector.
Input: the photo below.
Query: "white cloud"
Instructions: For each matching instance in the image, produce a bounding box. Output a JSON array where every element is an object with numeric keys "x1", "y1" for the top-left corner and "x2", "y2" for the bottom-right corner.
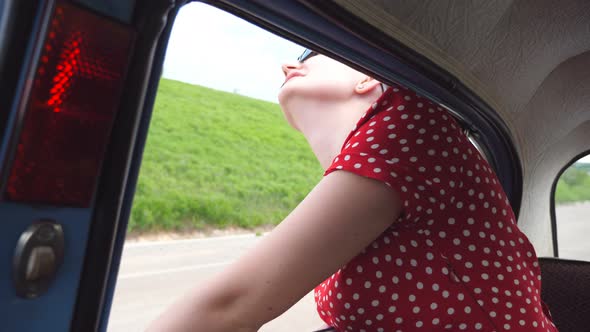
[{"x1": 162, "y1": 3, "x2": 304, "y2": 103}]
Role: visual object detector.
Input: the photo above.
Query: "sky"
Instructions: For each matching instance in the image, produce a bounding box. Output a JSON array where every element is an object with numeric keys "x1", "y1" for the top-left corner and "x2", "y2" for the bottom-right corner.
[
  {"x1": 162, "y1": 2, "x2": 303, "y2": 103},
  {"x1": 161, "y1": 3, "x2": 590, "y2": 165}
]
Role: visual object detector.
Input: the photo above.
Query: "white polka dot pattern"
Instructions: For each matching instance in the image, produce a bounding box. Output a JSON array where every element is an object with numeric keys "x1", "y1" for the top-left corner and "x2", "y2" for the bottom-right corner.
[{"x1": 314, "y1": 84, "x2": 557, "y2": 332}]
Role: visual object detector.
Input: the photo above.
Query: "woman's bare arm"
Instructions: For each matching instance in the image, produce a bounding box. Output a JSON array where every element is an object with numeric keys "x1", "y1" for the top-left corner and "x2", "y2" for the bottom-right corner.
[{"x1": 145, "y1": 170, "x2": 403, "y2": 332}]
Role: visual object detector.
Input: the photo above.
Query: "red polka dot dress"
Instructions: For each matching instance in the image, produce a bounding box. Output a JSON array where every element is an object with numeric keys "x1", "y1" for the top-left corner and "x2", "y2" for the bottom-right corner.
[{"x1": 313, "y1": 83, "x2": 558, "y2": 332}]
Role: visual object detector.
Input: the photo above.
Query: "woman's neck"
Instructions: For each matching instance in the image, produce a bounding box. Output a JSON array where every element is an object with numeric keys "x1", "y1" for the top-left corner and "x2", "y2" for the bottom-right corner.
[{"x1": 294, "y1": 98, "x2": 373, "y2": 170}]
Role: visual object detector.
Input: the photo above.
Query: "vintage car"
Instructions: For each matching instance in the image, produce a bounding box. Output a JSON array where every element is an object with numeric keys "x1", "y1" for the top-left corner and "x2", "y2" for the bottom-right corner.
[{"x1": 0, "y1": 1, "x2": 588, "y2": 331}]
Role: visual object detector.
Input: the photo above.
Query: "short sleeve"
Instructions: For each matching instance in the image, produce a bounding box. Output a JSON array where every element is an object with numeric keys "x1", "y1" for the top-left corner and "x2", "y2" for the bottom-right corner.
[{"x1": 324, "y1": 86, "x2": 465, "y2": 223}]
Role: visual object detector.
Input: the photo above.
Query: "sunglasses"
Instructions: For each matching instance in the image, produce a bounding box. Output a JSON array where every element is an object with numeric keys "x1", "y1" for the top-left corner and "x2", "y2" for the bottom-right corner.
[
  {"x1": 297, "y1": 48, "x2": 389, "y2": 92},
  {"x1": 297, "y1": 49, "x2": 318, "y2": 63}
]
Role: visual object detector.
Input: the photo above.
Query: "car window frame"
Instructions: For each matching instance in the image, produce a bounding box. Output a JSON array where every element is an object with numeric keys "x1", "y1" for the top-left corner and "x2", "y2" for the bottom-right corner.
[{"x1": 550, "y1": 149, "x2": 590, "y2": 258}]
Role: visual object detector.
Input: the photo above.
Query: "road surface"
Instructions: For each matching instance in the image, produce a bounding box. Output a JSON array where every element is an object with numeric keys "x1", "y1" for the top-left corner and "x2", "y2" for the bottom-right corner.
[
  {"x1": 107, "y1": 202, "x2": 589, "y2": 331},
  {"x1": 555, "y1": 201, "x2": 590, "y2": 260},
  {"x1": 107, "y1": 233, "x2": 325, "y2": 332}
]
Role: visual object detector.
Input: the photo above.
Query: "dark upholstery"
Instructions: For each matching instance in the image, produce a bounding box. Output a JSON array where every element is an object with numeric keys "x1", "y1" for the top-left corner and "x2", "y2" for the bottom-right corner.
[{"x1": 539, "y1": 257, "x2": 590, "y2": 332}]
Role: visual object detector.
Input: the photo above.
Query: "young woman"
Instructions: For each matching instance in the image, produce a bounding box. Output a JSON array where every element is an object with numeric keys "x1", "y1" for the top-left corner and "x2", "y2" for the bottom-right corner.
[{"x1": 146, "y1": 50, "x2": 558, "y2": 332}]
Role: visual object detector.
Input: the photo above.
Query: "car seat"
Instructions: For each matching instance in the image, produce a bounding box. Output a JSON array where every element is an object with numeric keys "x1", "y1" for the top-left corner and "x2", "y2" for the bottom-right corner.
[{"x1": 538, "y1": 257, "x2": 590, "y2": 332}]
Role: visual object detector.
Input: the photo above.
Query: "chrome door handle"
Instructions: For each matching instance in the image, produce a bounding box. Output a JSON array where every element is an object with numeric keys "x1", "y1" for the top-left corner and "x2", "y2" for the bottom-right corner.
[{"x1": 13, "y1": 220, "x2": 65, "y2": 299}]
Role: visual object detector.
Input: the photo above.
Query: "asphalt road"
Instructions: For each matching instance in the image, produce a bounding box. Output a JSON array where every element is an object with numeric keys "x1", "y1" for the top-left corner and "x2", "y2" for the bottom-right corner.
[
  {"x1": 107, "y1": 202, "x2": 589, "y2": 331},
  {"x1": 555, "y1": 201, "x2": 590, "y2": 260},
  {"x1": 106, "y1": 233, "x2": 325, "y2": 332}
]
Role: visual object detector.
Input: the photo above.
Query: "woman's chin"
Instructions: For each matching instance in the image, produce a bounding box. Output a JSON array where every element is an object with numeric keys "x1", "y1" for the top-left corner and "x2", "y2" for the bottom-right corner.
[
  {"x1": 277, "y1": 84, "x2": 297, "y2": 109},
  {"x1": 277, "y1": 82, "x2": 298, "y2": 113}
]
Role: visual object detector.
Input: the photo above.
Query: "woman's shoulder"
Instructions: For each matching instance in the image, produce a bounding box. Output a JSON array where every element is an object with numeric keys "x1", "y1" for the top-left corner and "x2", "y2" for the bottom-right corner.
[{"x1": 342, "y1": 83, "x2": 465, "y2": 163}]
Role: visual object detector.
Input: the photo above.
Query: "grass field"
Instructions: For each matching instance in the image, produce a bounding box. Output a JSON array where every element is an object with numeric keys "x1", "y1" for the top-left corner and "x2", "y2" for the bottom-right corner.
[
  {"x1": 555, "y1": 164, "x2": 590, "y2": 204},
  {"x1": 129, "y1": 79, "x2": 322, "y2": 233},
  {"x1": 129, "y1": 79, "x2": 590, "y2": 233}
]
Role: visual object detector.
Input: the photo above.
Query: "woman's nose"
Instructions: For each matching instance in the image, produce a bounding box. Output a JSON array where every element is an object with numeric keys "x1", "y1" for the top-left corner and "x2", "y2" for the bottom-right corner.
[{"x1": 282, "y1": 61, "x2": 301, "y2": 76}]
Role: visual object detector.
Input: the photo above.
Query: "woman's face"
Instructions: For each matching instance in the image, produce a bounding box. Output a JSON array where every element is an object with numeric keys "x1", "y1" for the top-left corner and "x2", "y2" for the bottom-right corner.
[{"x1": 277, "y1": 52, "x2": 367, "y2": 108}]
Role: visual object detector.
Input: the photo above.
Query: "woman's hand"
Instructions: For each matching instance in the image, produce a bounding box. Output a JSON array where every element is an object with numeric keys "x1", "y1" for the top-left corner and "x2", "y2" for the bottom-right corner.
[{"x1": 145, "y1": 170, "x2": 402, "y2": 331}]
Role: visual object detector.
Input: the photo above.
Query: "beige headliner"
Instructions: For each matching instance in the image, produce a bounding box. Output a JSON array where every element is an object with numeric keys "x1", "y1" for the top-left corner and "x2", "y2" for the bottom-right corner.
[{"x1": 333, "y1": 0, "x2": 590, "y2": 256}]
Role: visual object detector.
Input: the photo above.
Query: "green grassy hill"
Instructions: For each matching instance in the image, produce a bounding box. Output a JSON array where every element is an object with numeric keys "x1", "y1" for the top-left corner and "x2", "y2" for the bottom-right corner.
[
  {"x1": 555, "y1": 162, "x2": 590, "y2": 204},
  {"x1": 130, "y1": 79, "x2": 589, "y2": 233},
  {"x1": 129, "y1": 79, "x2": 322, "y2": 233}
]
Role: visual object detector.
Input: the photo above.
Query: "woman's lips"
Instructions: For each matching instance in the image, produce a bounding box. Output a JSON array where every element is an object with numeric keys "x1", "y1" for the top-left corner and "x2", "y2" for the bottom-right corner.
[{"x1": 284, "y1": 72, "x2": 303, "y2": 84}]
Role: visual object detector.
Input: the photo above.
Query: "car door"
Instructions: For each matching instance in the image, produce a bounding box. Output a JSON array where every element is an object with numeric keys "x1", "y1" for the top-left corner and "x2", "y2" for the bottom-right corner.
[
  {"x1": 0, "y1": 1, "x2": 524, "y2": 331},
  {"x1": 0, "y1": 1, "x2": 177, "y2": 331}
]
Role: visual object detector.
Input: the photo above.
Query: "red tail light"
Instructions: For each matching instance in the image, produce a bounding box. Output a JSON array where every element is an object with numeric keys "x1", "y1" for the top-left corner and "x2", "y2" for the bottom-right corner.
[{"x1": 5, "y1": 1, "x2": 134, "y2": 206}]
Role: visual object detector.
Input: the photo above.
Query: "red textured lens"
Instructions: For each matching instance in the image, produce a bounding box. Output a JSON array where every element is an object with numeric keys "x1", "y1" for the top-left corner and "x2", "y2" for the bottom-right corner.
[{"x1": 5, "y1": 1, "x2": 134, "y2": 206}]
